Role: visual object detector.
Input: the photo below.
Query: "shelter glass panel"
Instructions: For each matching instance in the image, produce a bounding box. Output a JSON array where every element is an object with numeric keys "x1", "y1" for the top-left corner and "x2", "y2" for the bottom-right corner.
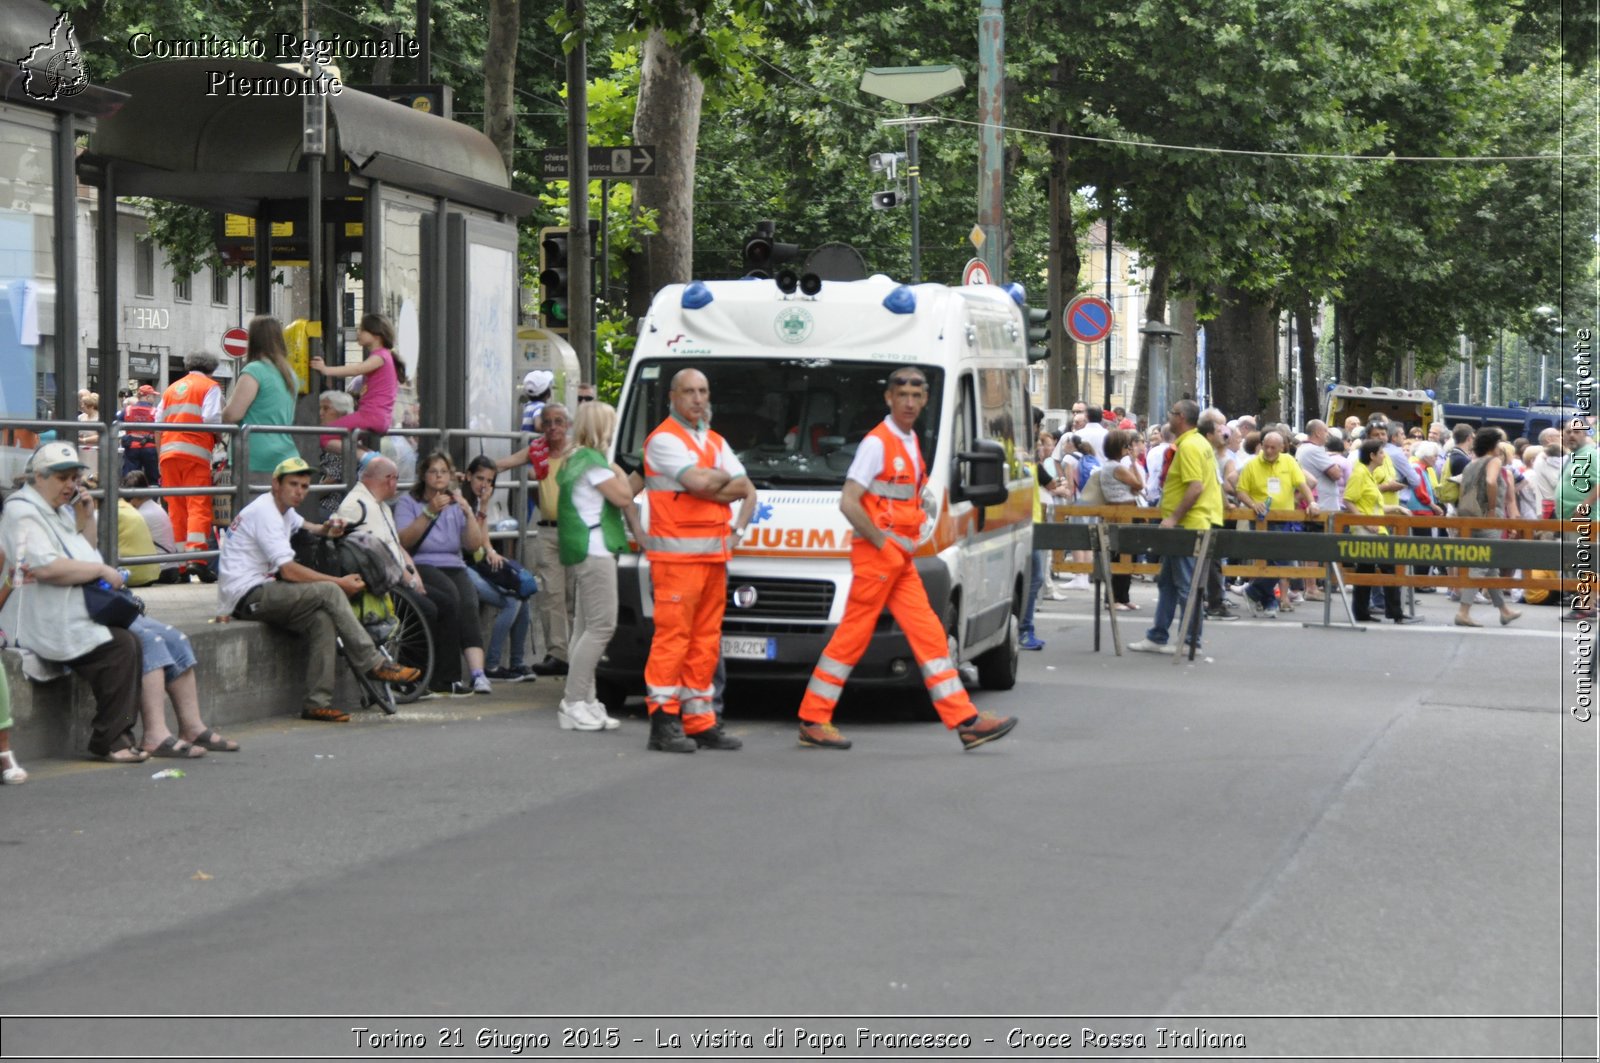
[
  {"x1": 380, "y1": 191, "x2": 426, "y2": 432},
  {"x1": 0, "y1": 108, "x2": 57, "y2": 420}
]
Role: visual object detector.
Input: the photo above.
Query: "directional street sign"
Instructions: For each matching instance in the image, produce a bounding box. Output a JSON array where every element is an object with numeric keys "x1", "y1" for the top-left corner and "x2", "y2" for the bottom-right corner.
[
  {"x1": 1064, "y1": 294, "x2": 1115, "y2": 345},
  {"x1": 962, "y1": 258, "x2": 991, "y2": 286},
  {"x1": 538, "y1": 145, "x2": 657, "y2": 181}
]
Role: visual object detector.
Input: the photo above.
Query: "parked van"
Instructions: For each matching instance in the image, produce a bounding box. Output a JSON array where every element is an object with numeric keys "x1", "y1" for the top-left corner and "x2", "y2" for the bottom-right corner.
[{"x1": 595, "y1": 275, "x2": 1035, "y2": 714}]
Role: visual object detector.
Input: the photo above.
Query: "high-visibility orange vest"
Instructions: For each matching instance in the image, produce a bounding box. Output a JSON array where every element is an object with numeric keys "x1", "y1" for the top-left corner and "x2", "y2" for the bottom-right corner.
[
  {"x1": 643, "y1": 416, "x2": 733, "y2": 563},
  {"x1": 861, "y1": 421, "x2": 926, "y2": 551},
  {"x1": 158, "y1": 373, "x2": 219, "y2": 463}
]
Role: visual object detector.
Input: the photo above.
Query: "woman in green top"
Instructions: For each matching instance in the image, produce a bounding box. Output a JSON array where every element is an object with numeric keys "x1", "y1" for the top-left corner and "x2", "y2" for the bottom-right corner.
[
  {"x1": 221, "y1": 316, "x2": 301, "y2": 484},
  {"x1": 555, "y1": 400, "x2": 645, "y2": 732}
]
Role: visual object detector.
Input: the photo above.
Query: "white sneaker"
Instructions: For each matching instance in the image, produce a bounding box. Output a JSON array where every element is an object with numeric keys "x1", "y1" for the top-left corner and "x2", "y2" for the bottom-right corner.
[
  {"x1": 1127, "y1": 639, "x2": 1174, "y2": 655},
  {"x1": 1065, "y1": 575, "x2": 1091, "y2": 590},
  {"x1": 558, "y1": 699, "x2": 603, "y2": 731},
  {"x1": 472, "y1": 674, "x2": 493, "y2": 695},
  {"x1": 1044, "y1": 584, "x2": 1070, "y2": 601},
  {"x1": 586, "y1": 701, "x2": 622, "y2": 730}
]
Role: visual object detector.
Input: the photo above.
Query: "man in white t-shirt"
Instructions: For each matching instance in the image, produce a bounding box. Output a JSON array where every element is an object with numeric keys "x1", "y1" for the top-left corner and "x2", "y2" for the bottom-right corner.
[
  {"x1": 220, "y1": 456, "x2": 419, "y2": 722},
  {"x1": 1073, "y1": 404, "x2": 1109, "y2": 460},
  {"x1": 1296, "y1": 419, "x2": 1347, "y2": 512},
  {"x1": 795, "y1": 368, "x2": 1017, "y2": 753}
]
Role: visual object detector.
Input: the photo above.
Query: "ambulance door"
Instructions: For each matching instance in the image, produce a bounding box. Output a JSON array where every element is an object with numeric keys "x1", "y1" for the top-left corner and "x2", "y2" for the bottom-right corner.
[{"x1": 949, "y1": 372, "x2": 987, "y2": 644}]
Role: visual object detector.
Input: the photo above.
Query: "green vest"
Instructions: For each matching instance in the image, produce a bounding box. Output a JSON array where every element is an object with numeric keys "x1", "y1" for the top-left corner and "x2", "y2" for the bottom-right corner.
[{"x1": 556, "y1": 447, "x2": 627, "y2": 565}]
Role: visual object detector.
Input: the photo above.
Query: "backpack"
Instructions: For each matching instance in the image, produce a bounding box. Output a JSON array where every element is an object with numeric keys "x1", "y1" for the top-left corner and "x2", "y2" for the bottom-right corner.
[
  {"x1": 1434, "y1": 447, "x2": 1466, "y2": 505},
  {"x1": 289, "y1": 501, "x2": 405, "y2": 598}
]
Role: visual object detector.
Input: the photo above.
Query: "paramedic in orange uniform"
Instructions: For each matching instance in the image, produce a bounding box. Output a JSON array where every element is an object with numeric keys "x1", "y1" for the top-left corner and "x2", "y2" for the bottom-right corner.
[
  {"x1": 641, "y1": 368, "x2": 757, "y2": 753},
  {"x1": 155, "y1": 351, "x2": 223, "y2": 578},
  {"x1": 796, "y1": 368, "x2": 1018, "y2": 752}
]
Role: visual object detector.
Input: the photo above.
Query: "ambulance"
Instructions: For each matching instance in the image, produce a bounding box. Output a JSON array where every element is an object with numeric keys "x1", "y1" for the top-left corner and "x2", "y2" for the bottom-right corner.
[{"x1": 594, "y1": 274, "x2": 1036, "y2": 715}]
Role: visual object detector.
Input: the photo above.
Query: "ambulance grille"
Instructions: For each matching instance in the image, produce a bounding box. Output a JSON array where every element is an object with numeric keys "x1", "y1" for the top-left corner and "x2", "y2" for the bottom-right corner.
[{"x1": 724, "y1": 577, "x2": 833, "y2": 620}]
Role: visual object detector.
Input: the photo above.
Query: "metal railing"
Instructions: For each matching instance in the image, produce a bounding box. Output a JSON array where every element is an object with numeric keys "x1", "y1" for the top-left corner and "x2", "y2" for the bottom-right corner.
[{"x1": 0, "y1": 418, "x2": 543, "y2": 574}]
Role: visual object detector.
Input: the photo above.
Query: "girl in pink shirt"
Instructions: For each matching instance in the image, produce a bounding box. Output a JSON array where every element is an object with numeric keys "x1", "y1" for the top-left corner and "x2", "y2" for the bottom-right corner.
[{"x1": 312, "y1": 313, "x2": 405, "y2": 450}]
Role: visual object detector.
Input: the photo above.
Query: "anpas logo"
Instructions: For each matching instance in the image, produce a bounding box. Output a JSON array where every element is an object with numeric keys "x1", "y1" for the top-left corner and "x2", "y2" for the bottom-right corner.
[
  {"x1": 19, "y1": 13, "x2": 88, "y2": 102},
  {"x1": 774, "y1": 307, "x2": 814, "y2": 344}
]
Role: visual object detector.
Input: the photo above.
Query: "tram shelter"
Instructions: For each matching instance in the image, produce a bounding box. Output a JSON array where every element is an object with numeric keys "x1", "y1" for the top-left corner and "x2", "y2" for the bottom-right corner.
[{"x1": 76, "y1": 59, "x2": 536, "y2": 443}]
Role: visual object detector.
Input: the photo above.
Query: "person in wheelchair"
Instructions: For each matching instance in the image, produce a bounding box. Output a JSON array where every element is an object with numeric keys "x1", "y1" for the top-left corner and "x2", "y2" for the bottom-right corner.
[{"x1": 217, "y1": 457, "x2": 420, "y2": 723}]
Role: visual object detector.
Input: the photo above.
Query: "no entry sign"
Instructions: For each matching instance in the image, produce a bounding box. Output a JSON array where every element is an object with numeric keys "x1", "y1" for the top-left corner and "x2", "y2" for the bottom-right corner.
[
  {"x1": 222, "y1": 327, "x2": 249, "y2": 358},
  {"x1": 1064, "y1": 295, "x2": 1115, "y2": 345}
]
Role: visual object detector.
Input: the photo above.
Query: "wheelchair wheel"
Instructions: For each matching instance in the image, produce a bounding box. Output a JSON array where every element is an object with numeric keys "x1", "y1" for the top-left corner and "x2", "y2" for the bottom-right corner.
[{"x1": 382, "y1": 585, "x2": 435, "y2": 703}]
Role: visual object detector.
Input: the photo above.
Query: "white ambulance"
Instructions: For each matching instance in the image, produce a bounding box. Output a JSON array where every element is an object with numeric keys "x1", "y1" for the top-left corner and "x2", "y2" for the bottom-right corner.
[{"x1": 595, "y1": 275, "x2": 1036, "y2": 714}]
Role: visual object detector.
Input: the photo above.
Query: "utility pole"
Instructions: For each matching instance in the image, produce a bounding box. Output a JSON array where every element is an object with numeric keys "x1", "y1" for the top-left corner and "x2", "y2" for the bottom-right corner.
[
  {"x1": 976, "y1": 0, "x2": 1004, "y2": 282},
  {"x1": 565, "y1": 0, "x2": 592, "y2": 380}
]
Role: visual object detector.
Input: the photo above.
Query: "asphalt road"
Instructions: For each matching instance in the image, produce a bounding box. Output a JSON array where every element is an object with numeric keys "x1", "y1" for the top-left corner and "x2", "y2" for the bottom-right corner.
[{"x1": 0, "y1": 586, "x2": 1592, "y2": 1061}]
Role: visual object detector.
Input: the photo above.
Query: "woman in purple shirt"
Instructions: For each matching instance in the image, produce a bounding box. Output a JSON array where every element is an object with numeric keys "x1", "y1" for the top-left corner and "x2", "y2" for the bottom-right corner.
[{"x1": 396, "y1": 451, "x2": 491, "y2": 695}]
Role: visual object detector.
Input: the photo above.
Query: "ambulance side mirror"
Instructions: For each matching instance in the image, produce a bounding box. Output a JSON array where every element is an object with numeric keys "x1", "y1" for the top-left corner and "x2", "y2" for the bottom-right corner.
[{"x1": 953, "y1": 439, "x2": 1008, "y2": 508}]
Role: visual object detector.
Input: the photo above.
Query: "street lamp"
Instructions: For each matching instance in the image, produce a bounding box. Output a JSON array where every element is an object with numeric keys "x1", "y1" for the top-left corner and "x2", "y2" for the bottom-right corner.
[
  {"x1": 860, "y1": 65, "x2": 965, "y2": 283},
  {"x1": 1140, "y1": 319, "x2": 1181, "y2": 434}
]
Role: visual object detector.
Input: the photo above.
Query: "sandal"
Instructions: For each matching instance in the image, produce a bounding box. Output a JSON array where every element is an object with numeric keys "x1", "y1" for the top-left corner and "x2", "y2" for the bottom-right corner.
[
  {"x1": 187, "y1": 728, "x2": 240, "y2": 753},
  {"x1": 0, "y1": 750, "x2": 26, "y2": 785},
  {"x1": 301, "y1": 707, "x2": 351, "y2": 723},
  {"x1": 146, "y1": 736, "x2": 206, "y2": 759},
  {"x1": 93, "y1": 747, "x2": 150, "y2": 764}
]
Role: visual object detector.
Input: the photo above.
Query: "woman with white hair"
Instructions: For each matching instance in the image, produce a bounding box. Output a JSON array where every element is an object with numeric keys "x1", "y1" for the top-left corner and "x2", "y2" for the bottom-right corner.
[
  {"x1": 553, "y1": 401, "x2": 645, "y2": 732},
  {"x1": 0, "y1": 443, "x2": 145, "y2": 763},
  {"x1": 316, "y1": 389, "x2": 356, "y2": 516}
]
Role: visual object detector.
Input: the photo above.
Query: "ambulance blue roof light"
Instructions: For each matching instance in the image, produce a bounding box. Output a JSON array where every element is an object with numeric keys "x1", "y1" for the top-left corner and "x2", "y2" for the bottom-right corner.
[
  {"x1": 882, "y1": 286, "x2": 916, "y2": 315},
  {"x1": 681, "y1": 281, "x2": 714, "y2": 310}
]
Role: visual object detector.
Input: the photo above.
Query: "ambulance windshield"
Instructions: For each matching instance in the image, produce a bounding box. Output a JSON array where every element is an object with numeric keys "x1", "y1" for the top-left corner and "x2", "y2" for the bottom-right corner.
[{"x1": 616, "y1": 360, "x2": 944, "y2": 488}]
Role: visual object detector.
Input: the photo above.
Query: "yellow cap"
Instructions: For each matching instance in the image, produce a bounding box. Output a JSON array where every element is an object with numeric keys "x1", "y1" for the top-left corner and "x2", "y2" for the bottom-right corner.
[{"x1": 272, "y1": 456, "x2": 312, "y2": 479}]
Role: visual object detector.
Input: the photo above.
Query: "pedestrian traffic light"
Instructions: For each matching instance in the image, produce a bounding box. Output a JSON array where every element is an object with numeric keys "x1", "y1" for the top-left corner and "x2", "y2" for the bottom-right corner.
[
  {"x1": 538, "y1": 227, "x2": 569, "y2": 333},
  {"x1": 1027, "y1": 307, "x2": 1051, "y2": 363},
  {"x1": 742, "y1": 220, "x2": 799, "y2": 279}
]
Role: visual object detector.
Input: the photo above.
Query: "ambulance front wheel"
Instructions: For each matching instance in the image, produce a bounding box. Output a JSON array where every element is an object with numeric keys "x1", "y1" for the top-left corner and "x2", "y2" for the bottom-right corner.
[{"x1": 975, "y1": 610, "x2": 1020, "y2": 691}]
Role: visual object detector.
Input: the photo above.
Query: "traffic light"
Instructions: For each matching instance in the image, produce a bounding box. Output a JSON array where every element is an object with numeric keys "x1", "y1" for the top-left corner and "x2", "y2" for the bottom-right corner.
[
  {"x1": 1027, "y1": 307, "x2": 1051, "y2": 363},
  {"x1": 538, "y1": 226, "x2": 569, "y2": 333},
  {"x1": 742, "y1": 220, "x2": 799, "y2": 279}
]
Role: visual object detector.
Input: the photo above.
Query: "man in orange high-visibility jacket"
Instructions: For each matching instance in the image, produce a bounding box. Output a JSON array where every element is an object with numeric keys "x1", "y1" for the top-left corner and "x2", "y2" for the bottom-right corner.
[
  {"x1": 641, "y1": 368, "x2": 758, "y2": 753},
  {"x1": 155, "y1": 351, "x2": 223, "y2": 580},
  {"x1": 797, "y1": 368, "x2": 1018, "y2": 752}
]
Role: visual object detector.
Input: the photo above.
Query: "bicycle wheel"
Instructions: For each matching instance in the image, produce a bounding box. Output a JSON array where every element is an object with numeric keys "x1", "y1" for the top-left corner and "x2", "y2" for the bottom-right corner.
[{"x1": 382, "y1": 586, "x2": 435, "y2": 703}]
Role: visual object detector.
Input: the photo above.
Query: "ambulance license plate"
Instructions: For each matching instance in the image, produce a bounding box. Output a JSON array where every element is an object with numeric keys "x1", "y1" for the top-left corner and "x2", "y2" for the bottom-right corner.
[{"x1": 721, "y1": 636, "x2": 776, "y2": 660}]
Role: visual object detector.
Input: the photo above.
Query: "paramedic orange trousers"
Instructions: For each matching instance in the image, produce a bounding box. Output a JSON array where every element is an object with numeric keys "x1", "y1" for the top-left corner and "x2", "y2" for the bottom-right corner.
[
  {"x1": 159, "y1": 455, "x2": 214, "y2": 556},
  {"x1": 644, "y1": 560, "x2": 725, "y2": 737},
  {"x1": 798, "y1": 538, "x2": 975, "y2": 729}
]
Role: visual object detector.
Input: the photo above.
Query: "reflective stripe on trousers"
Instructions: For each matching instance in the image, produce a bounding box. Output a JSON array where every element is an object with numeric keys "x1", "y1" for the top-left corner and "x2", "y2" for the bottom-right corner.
[{"x1": 797, "y1": 539, "x2": 975, "y2": 729}]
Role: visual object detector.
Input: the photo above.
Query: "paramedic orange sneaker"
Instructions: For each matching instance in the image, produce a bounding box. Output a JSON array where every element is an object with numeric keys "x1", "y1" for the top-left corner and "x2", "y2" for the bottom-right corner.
[
  {"x1": 957, "y1": 711, "x2": 1017, "y2": 751},
  {"x1": 797, "y1": 721, "x2": 852, "y2": 750}
]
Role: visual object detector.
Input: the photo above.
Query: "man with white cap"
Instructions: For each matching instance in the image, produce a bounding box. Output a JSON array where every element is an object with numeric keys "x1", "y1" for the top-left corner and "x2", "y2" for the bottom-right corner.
[{"x1": 521, "y1": 370, "x2": 555, "y2": 435}]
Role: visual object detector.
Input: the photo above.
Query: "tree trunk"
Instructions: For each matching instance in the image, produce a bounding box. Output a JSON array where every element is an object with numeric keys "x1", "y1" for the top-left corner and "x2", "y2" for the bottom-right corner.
[
  {"x1": 1047, "y1": 57, "x2": 1080, "y2": 408},
  {"x1": 1208, "y1": 284, "x2": 1280, "y2": 419},
  {"x1": 1173, "y1": 296, "x2": 1198, "y2": 402},
  {"x1": 482, "y1": 0, "x2": 520, "y2": 176},
  {"x1": 371, "y1": 0, "x2": 398, "y2": 84},
  {"x1": 1296, "y1": 299, "x2": 1319, "y2": 427},
  {"x1": 631, "y1": 27, "x2": 704, "y2": 304},
  {"x1": 1130, "y1": 256, "x2": 1170, "y2": 423}
]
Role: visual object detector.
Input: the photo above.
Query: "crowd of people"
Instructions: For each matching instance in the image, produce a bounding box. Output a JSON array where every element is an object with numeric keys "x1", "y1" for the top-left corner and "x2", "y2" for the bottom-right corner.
[
  {"x1": 1022, "y1": 398, "x2": 1590, "y2": 650},
  {"x1": 2, "y1": 338, "x2": 1585, "y2": 780}
]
